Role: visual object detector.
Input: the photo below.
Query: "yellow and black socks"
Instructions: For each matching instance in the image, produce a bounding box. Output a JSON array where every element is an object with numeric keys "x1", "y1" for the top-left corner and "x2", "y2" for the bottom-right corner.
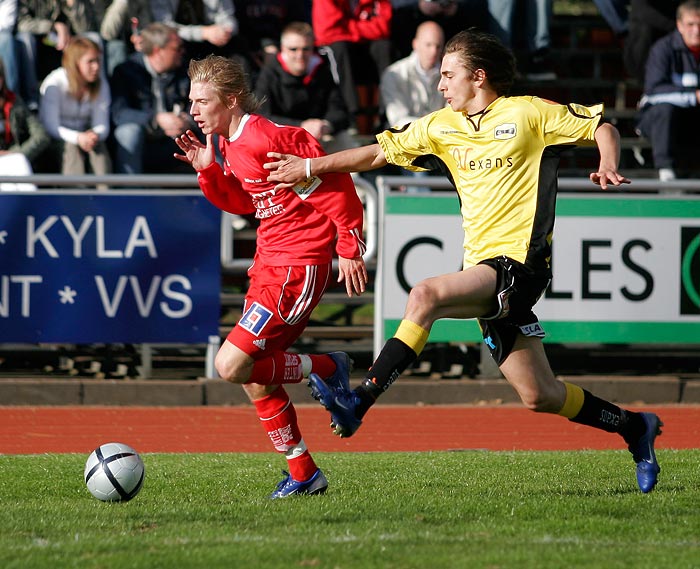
[
  {"x1": 355, "y1": 320, "x2": 429, "y2": 416},
  {"x1": 559, "y1": 382, "x2": 645, "y2": 443}
]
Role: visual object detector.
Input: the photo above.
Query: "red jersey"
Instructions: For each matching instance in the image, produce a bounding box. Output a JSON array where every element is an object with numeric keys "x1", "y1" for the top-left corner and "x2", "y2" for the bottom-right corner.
[
  {"x1": 196, "y1": 113, "x2": 366, "y2": 265},
  {"x1": 312, "y1": 0, "x2": 392, "y2": 45}
]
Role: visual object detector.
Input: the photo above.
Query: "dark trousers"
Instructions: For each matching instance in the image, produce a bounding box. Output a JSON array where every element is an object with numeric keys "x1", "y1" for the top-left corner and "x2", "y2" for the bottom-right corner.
[
  {"x1": 637, "y1": 103, "x2": 700, "y2": 169},
  {"x1": 322, "y1": 39, "x2": 392, "y2": 119}
]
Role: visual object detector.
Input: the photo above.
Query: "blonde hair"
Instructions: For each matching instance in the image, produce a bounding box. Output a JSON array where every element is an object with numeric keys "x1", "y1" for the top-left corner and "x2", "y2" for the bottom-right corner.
[
  {"x1": 281, "y1": 21, "x2": 314, "y2": 43},
  {"x1": 188, "y1": 55, "x2": 261, "y2": 113},
  {"x1": 62, "y1": 36, "x2": 102, "y2": 100}
]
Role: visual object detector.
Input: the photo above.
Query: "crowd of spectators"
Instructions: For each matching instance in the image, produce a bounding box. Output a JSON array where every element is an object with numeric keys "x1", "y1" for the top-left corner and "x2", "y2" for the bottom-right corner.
[{"x1": 0, "y1": 0, "x2": 697, "y2": 184}]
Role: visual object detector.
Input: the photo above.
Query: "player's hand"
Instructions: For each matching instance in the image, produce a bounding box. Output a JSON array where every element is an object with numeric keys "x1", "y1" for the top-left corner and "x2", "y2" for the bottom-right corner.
[
  {"x1": 590, "y1": 169, "x2": 631, "y2": 190},
  {"x1": 338, "y1": 255, "x2": 368, "y2": 297},
  {"x1": 174, "y1": 131, "x2": 215, "y2": 171},
  {"x1": 264, "y1": 152, "x2": 306, "y2": 189}
]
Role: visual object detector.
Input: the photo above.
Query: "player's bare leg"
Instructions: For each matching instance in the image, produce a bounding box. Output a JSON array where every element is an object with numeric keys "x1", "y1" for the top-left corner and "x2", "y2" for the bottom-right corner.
[
  {"x1": 310, "y1": 265, "x2": 498, "y2": 436},
  {"x1": 215, "y1": 340, "x2": 327, "y2": 497},
  {"x1": 500, "y1": 335, "x2": 662, "y2": 492}
]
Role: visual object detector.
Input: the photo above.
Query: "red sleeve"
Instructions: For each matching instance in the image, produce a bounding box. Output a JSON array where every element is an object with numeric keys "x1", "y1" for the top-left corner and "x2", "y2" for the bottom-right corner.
[
  {"x1": 301, "y1": 172, "x2": 366, "y2": 259},
  {"x1": 312, "y1": 0, "x2": 391, "y2": 44},
  {"x1": 312, "y1": 0, "x2": 351, "y2": 45},
  {"x1": 349, "y1": 0, "x2": 392, "y2": 41},
  {"x1": 196, "y1": 162, "x2": 255, "y2": 215}
]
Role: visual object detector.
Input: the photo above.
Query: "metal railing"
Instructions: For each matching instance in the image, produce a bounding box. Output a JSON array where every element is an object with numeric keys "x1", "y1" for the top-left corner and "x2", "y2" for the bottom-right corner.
[{"x1": 375, "y1": 175, "x2": 700, "y2": 194}]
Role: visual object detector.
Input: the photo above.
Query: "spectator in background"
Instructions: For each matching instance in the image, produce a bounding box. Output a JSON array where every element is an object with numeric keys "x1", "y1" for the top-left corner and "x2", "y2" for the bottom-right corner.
[
  {"x1": 623, "y1": 0, "x2": 680, "y2": 83},
  {"x1": 0, "y1": 0, "x2": 19, "y2": 93},
  {"x1": 233, "y1": 0, "x2": 308, "y2": 79},
  {"x1": 592, "y1": 0, "x2": 629, "y2": 37},
  {"x1": 149, "y1": 0, "x2": 239, "y2": 61},
  {"x1": 16, "y1": 0, "x2": 67, "y2": 110},
  {"x1": 110, "y1": 22, "x2": 195, "y2": 174},
  {"x1": 39, "y1": 36, "x2": 111, "y2": 176},
  {"x1": 636, "y1": 0, "x2": 700, "y2": 182},
  {"x1": 17, "y1": 0, "x2": 128, "y2": 108},
  {"x1": 312, "y1": 0, "x2": 393, "y2": 133},
  {"x1": 254, "y1": 21, "x2": 350, "y2": 152},
  {"x1": 0, "y1": 54, "x2": 49, "y2": 189},
  {"x1": 100, "y1": 0, "x2": 153, "y2": 74},
  {"x1": 379, "y1": 20, "x2": 445, "y2": 191},
  {"x1": 390, "y1": 0, "x2": 488, "y2": 60},
  {"x1": 487, "y1": 0, "x2": 556, "y2": 80},
  {"x1": 381, "y1": 20, "x2": 445, "y2": 129}
]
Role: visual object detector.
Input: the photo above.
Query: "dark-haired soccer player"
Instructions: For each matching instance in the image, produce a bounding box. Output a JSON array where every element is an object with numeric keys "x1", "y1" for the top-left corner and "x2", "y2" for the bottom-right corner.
[
  {"x1": 264, "y1": 29, "x2": 663, "y2": 493},
  {"x1": 174, "y1": 55, "x2": 368, "y2": 498}
]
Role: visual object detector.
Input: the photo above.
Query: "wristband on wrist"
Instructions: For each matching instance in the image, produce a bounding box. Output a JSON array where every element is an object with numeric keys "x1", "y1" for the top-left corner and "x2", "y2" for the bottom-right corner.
[{"x1": 305, "y1": 157, "x2": 312, "y2": 179}]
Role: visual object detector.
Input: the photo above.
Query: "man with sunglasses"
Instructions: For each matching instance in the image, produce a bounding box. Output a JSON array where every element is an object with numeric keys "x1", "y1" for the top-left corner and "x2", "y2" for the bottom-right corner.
[{"x1": 254, "y1": 21, "x2": 350, "y2": 149}]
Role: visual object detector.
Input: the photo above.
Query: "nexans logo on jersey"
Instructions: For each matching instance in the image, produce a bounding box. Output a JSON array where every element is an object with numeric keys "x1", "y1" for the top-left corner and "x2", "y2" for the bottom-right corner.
[{"x1": 239, "y1": 302, "x2": 274, "y2": 336}]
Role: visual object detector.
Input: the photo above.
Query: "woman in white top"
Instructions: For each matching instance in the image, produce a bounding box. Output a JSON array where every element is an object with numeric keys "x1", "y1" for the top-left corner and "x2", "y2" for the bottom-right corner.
[{"x1": 39, "y1": 36, "x2": 112, "y2": 176}]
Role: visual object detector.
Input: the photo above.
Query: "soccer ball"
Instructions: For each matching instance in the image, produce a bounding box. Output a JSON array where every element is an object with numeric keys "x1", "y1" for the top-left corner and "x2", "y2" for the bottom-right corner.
[{"x1": 84, "y1": 442, "x2": 145, "y2": 502}]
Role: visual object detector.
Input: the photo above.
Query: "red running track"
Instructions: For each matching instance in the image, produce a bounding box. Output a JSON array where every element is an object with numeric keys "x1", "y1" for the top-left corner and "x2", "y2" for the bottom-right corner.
[{"x1": 1, "y1": 405, "x2": 698, "y2": 454}]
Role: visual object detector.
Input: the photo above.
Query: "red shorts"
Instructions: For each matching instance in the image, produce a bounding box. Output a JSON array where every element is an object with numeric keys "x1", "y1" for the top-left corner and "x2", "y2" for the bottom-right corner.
[{"x1": 227, "y1": 260, "x2": 332, "y2": 358}]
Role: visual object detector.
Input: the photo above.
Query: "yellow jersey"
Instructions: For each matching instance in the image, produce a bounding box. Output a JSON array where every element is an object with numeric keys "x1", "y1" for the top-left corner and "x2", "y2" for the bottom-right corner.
[{"x1": 376, "y1": 95, "x2": 602, "y2": 271}]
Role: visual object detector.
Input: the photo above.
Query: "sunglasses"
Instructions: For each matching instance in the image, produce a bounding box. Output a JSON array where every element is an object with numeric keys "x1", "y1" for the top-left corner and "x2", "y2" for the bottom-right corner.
[{"x1": 284, "y1": 46, "x2": 313, "y2": 52}]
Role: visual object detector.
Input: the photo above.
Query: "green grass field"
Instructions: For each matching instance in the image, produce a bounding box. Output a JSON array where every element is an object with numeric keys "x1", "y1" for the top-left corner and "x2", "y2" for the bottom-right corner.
[{"x1": 2, "y1": 450, "x2": 698, "y2": 569}]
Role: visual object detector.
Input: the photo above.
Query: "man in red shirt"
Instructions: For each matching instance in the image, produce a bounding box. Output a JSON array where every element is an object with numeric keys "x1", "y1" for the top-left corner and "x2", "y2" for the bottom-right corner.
[
  {"x1": 312, "y1": 0, "x2": 393, "y2": 131},
  {"x1": 174, "y1": 54, "x2": 368, "y2": 498}
]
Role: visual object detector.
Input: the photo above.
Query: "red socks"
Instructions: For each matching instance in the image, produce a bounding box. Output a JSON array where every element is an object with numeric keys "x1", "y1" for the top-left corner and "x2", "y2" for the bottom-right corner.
[
  {"x1": 250, "y1": 352, "x2": 303, "y2": 384},
  {"x1": 307, "y1": 354, "x2": 336, "y2": 379},
  {"x1": 252, "y1": 386, "x2": 318, "y2": 481},
  {"x1": 249, "y1": 352, "x2": 337, "y2": 384}
]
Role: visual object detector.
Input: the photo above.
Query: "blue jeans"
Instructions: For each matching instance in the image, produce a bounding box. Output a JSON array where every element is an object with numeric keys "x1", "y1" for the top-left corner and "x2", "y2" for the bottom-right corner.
[
  {"x1": 592, "y1": 0, "x2": 629, "y2": 35},
  {"x1": 15, "y1": 32, "x2": 40, "y2": 108},
  {"x1": 113, "y1": 122, "x2": 145, "y2": 174},
  {"x1": 487, "y1": 0, "x2": 553, "y2": 52},
  {"x1": 113, "y1": 122, "x2": 191, "y2": 174},
  {"x1": 0, "y1": 31, "x2": 20, "y2": 93}
]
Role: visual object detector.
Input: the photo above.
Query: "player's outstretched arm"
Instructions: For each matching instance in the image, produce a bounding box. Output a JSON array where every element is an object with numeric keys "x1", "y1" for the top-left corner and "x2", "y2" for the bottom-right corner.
[
  {"x1": 338, "y1": 255, "x2": 369, "y2": 297},
  {"x1": 590, "y1": 123, "x2": 631, "y2": 190},
  {"x1": 174, "y1": 131, "x2": 216, "y2": 171},
  {"x1": 264, "y1": 144, "x2": 388, "y2": 190}
]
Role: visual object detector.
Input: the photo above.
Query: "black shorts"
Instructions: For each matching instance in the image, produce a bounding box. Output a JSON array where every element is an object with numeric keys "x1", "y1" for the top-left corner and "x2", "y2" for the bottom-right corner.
[{"x1": 477, "y1": 256, "x2": 551, "y2": 365}]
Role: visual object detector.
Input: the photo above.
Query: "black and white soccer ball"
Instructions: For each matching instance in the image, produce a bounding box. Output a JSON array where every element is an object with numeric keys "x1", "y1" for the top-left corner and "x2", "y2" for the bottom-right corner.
[{"x1": 84, "y1": 442, "x2": 145, "y2": 502}]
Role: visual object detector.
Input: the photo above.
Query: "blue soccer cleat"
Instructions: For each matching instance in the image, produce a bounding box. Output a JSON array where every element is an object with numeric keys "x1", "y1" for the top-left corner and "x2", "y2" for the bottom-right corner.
[
  {"x1": 269, "y1": 469, "x2": 328, "y2": 499},
  {"x1": 325, "y1": 352, "x2": 353, "y2": 391},
  {"x1": 628, "y1": 412, "x2": 663, "y2": 493},
  {"x1": 308, "y1": 373, "x2": 362, "y2": 438}
]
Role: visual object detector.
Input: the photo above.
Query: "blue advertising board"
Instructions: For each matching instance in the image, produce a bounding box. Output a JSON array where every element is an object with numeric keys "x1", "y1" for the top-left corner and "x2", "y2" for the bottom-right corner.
[{"x1": 0, "y1": 192, "x2": 221, "y2": 343}]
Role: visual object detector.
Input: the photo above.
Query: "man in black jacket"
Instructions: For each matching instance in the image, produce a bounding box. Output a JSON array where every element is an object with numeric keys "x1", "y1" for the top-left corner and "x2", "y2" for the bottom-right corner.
[
  {"x1": 254, "y1": 21, "x2": 351, "y2": 151},
  {"x1": 636, "y1": 0, "x2": 700, "y2": 181},
  {"x1": 110, "y1": 22, "x2": 196, "y2": 174}
]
